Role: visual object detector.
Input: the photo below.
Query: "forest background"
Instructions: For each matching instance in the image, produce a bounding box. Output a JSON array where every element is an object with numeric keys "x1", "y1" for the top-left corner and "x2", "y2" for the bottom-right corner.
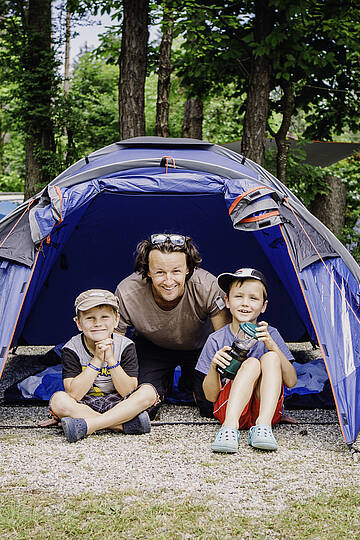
[{"x1": 0, "y1": 0, "x2": 359, "y2": 260}]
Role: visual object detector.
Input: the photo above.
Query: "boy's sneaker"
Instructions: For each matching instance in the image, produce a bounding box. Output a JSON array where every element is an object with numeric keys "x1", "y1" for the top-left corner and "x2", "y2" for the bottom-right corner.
[
  {"x1": 123, "y1": 411, "x2": 151, "y2": 434},
  {"x1": 61, "y1": 417, "x2": 87, "y2": 443},
  {"x1": 211, "y1": 426, "x2": 240, "y2": 453},
  {"x1": 248, "y1": 424, "x2": 278, "y2": 451}
]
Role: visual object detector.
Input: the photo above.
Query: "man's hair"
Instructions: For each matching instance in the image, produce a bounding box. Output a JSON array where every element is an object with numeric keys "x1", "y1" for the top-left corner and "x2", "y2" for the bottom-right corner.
[
  {"x1": 134, "y1": 235, "x2": 202, "y2": 281},
  {"x1": 229, "y1": 278, "x2": 268, "y2": 303}
]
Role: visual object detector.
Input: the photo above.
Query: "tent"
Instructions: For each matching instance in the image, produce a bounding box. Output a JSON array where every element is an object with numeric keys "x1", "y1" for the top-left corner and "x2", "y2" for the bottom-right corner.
[
  {"x1": 0, "y1": 136, "x2": 359, "y2": 445},
  {"x1": 224, "y1": 139, "x2": 360, "y2": 167}
]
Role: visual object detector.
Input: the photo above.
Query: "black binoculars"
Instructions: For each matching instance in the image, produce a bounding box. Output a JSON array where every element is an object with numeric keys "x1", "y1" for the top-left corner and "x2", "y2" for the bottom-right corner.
[{"x1": 217, "y1": 322, "x2": 258, "y2": 380}]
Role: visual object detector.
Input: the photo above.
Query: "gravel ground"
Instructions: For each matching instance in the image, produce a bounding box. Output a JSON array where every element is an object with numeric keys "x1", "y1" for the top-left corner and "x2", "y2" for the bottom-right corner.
[{"x1": 0, "y1": 344, "x2": 358, "y2": 518}]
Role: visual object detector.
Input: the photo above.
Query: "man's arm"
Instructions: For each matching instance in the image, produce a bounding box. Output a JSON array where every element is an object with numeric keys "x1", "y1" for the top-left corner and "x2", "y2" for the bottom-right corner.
[{"x1": 210, "y1": 308, "x2": 231, "y2": 331}]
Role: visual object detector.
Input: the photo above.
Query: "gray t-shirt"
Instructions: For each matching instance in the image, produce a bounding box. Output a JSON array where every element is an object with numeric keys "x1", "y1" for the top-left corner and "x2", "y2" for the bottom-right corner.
[
  {"x1": 62, "y1": 333, "x2": 138, "y2": 395},
  {"x1": 114, "y1": 268, "x2": 226, "y2": 350}
]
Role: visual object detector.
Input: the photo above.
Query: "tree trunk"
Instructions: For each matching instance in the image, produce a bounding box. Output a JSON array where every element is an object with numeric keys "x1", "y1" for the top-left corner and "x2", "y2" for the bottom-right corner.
[
  {"x1": 155, "y1": 6, "x2": 174, "y2": 138},
  {"x1": 64, "y1": 8, "x2": 71, "y2": 95},
  {"x1": 23, "y1": 0, "x2": 55, "y2": 199},
  {"x1": 241, "y1": 0, "x2": 274, "y2": 166},
  {"x1": 25, "y1": 139, "x2": 42, "y2": 198},
  {"x1": 182, "y1": 97, "x2": 203, "y2": 139},
  {"x1": 274, "y1": 80, "x2": 295, "y2": 185},
  {"x1": 63, "y1": 7, "x2": 76, "y2": 166},
  {"x1": 310, "y1": 175, "x2": 347, "y2": 236},
  {"x1": 119, "y1": 0, "x2": 149, "y2": 140}
]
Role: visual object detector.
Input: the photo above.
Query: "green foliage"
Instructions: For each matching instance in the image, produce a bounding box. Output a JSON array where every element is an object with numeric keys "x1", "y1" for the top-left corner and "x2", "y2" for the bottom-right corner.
[
  {"x1": 203, "y1": 83, "x2": 245, "y2": 143},
  {"x1": 265, "y1": 143, "x2": 330, "y2": 207},
  {"x1": 0, "y1": 2, "x2": 62, "y2": 196},
  {"x1": 0, "y1": 128, "x2": 25, "y2": 191},
  {"x1": 265, "y1": 144, "x2": 360, "y2": 260},
  {"x1": 144, "y1": 72, "x2": 157, "y2": 135},
  {"x1": 0, "y1": 171, "x2": 24, "y2": 192},
  {"x1": 64, "y1": 51, "x2": 119, "y2": 158},
  {"x1": 331, "y1": 155, "x2": 360, "y2": 261}
]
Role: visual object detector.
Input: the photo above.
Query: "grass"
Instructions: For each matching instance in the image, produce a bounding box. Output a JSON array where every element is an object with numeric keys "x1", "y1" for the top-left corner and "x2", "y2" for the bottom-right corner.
[{"x1": 0, "y1": 487, "x2": 359, "y2": 539}]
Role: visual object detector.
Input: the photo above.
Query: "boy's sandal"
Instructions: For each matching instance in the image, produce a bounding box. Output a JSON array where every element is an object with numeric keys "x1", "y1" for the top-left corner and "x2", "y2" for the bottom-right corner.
[
  {"x1": 211, "y1": 426, "x2": 240, "y2": 453},
  {"x1": 123, "y1": 411, "x2": 151, "y2": 435},
  {"x1": 61, "y1": 417, "x2": 87, "y2": 443},
  {"x1": 248, "y1": 424, "x2": 278, "y2": 451}
]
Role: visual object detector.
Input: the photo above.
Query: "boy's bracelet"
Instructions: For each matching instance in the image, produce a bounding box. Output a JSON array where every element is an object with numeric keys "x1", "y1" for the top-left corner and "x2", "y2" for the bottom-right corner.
[
  {"x1": 107, "y1": 360, "x2": 121, "y2": 370},
  {"x1": 88, "y1": 362, "x2": 101, "y2": 372}
]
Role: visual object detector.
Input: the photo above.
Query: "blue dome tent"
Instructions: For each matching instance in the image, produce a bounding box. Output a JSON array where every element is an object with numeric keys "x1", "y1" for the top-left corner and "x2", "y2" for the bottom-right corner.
[{"x1": 0, "y1": 137, "x2": 359, "y2": 445}]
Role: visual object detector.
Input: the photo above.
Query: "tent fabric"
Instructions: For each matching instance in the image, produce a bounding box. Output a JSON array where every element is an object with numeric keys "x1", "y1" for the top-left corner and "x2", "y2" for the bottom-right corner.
[
  {"x1": 224, "y1": 139, "x2": 360, "y2": 167},
  {"x1": 0, "y1": 136, "x2": 359, "y2": 445}
]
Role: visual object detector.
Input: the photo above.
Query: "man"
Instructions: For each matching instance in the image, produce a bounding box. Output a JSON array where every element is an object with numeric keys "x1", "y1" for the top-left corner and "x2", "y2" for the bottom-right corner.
[{"x1": 114, "y1": 233, "x2": 230, "y2": 417}]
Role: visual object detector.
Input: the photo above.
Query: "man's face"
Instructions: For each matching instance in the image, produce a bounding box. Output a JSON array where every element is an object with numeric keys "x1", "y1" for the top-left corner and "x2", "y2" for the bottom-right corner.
[
  {"x1": 226, "y1": 279, "x2": 267, "y2": 325},
  {"x1": 148, "y1": 250, "x2": 189, "y2": 306},
  {"x1": 74, "y1": 305, "x2": 119, "y2": 345}
]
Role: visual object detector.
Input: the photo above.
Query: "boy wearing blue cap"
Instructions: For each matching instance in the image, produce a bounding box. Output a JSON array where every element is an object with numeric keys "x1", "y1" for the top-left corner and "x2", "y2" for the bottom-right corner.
[{"x1": 195, "y1": 268, "x2": 297, "y2": 452}]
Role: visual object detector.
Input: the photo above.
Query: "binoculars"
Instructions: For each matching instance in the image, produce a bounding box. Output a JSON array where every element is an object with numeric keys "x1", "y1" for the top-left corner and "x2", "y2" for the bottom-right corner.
[{"x1": 217, "y1": 322, "x2": 258, "y2": 380}]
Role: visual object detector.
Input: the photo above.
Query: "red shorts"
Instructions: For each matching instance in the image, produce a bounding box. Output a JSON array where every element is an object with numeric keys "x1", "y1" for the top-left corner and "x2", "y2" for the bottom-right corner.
[{"x1": 213, "y1": 381, "x2": 284, "y2": 429}]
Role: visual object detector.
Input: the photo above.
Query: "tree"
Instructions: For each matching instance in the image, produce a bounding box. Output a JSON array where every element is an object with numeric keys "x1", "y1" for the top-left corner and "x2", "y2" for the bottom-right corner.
[
  {"x1": 0, "y1": 0, "x2": 59, "y2": 199},
  {"x1": 64, "y1": 51, "x2": 119, "y2": 158},
  {"x1": 171, "y1": 0, "x2": 360, "y2": 174},
  {"x1": 155, "y1": 2, "x2": 174, "y2": 137},
  {"x1": 241, "y1": 0, "x2": 273, "y2": 165},
  {"x1": 174, "y1": 5, "x2": 216, "y2": 139},
  {"x1": 24, "y1": 0, "x2": 58, "y2": 198},
  {"x1": 266, "y1": 1, "x2": 360, "y2": 183},
  {"x1": 119, "y1": 0, "x2": 149, "y2": 139}
]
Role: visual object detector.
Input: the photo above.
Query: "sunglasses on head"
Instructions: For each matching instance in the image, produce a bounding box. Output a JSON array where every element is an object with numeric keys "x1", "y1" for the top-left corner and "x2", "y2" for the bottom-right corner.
[{"x1": 150, "y1": 234, "x2": 186, "y2": 246}]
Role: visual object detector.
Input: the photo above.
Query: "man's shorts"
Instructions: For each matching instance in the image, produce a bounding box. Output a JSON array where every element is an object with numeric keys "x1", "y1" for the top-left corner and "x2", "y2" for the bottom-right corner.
[{"x1": 213, "y1": 380, "x2": 284, "y2": 429}]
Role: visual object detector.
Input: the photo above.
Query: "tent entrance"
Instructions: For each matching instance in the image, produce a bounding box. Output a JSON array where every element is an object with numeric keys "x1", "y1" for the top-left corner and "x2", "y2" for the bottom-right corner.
[{"x1": 18, "y1": 190, "x2": 307, "y2": 345}]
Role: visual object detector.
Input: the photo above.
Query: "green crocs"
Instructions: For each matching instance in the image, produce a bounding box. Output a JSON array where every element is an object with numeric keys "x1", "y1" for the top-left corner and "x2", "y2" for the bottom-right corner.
[
  {"x1": 211, "y1": 426, "x2": 240, "y2": 453},
  {"x1": 248, "y1": 424, "x2": 278, "y2": 451}
]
